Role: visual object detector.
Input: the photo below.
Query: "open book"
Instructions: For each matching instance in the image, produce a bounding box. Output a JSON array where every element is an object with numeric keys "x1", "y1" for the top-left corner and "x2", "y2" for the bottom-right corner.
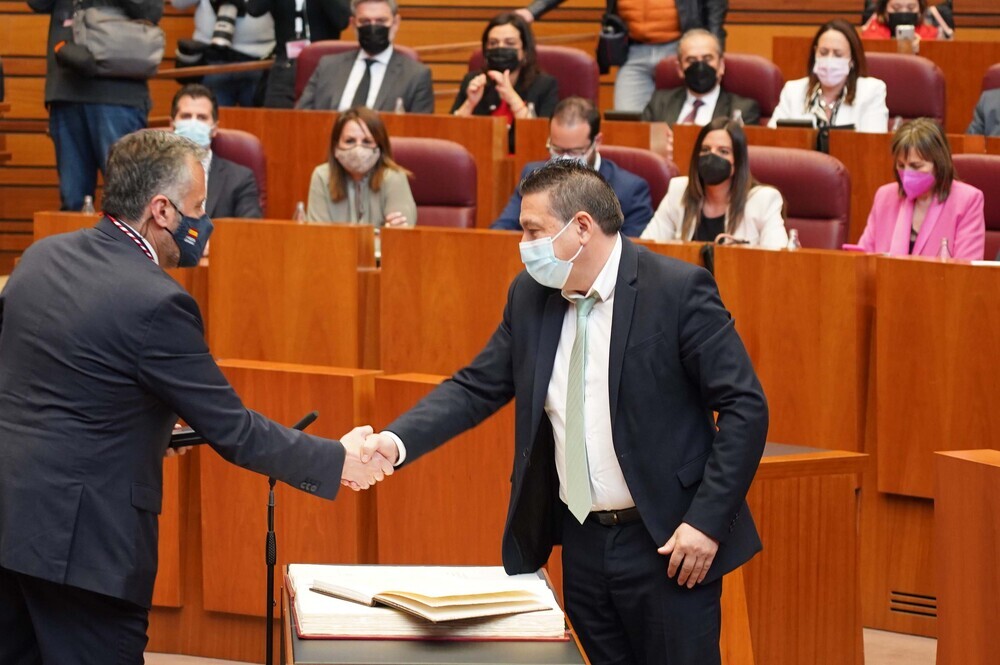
[{"x1": 287, "y1": 564, "x2": 567, "y2": 640}]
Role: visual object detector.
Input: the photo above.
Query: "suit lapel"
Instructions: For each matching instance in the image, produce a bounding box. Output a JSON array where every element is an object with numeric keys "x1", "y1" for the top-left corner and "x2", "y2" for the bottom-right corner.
[
  {"x1": 373, "y1": 53, "x2": 402, "y2": 110},
  {"x1": 206, "y1": 157, "x2": 223, "y2": 218},
  {"x1": 608, "y1": 237, "x2": 638, "y2": 426},
  {"x1": 713, "y1": 91, "x2": 732, "y2": 119},
  {"x1": 666, "y1": 89, "x2": 686, "y2": 124},
  {"x1": 530, "y1": 291, "x2": 568, "y2": 441},
  {"x1": 912, "y1": 196, "x2": 946, "y2": 256},
  {"x1": 329, "y1": 52, "x2": 357, "y2": 107}
]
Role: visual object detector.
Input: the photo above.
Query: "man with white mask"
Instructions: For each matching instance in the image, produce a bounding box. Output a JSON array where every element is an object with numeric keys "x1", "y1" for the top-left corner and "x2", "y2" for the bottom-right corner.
[
  {"x1": 491, "y1": 96, "x2": 653, "y2": 236},
  {"x1": 360, "y1": 160, "x2": 768, "y2": 665},
  {"x1": 170, "y1": 84, "x2": 264, "y2": 218}
]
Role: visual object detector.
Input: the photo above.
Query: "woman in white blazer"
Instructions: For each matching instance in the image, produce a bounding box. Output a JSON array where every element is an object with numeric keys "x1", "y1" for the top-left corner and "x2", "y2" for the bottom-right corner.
[
  {"x1": 768, "y1": 19, "x2": 889, "y2": 134},
  {"x1": 642, "y1": 117, "x2": 788, "y2": 248}
]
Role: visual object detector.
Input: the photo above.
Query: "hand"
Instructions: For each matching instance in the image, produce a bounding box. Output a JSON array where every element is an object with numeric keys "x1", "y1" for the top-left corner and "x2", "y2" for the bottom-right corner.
[
  {"x1": 463, "y1": 73, "x2": 489, "y2": 111},
  {"x1": 658, "y1": 522, "x2": 719, "y2": 588},
  {"x1": 384, "y1": 211, "x2": 408, "y2": 227},
  {"x1": 165, "y1": 423, "x2": 193, "y2": 458},
  {"x1": 339, "y1": 425, "x2": 393, "y2": 491},
  {"x1": 361, "y1": 432, "x2": 400, "y2": 467},
  {"x1": 514, "y1": 8, "x2": 534, "y2": 23},
  {"x1": 487, "y1": 70, "x2": 521, "y2": 109}
]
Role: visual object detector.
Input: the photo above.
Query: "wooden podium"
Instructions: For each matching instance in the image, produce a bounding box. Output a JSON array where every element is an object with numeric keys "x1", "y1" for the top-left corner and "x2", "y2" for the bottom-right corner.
[{"x1": 935, "y1": 450, "x2": 1000, "y2": 665}]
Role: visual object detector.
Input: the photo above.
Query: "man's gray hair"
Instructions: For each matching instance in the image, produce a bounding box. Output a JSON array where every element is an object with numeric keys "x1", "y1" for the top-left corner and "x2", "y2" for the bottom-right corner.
[
  {"x1": 351, "y1": 0, "x2": 398, "y2": 15},
  {"x1": 519, "y1": 161, "x2": 624, "y2": 235},
  {"x1": 679, "y1": 28, "x2": 723, "y2": 58},
  {"x1": 102, "y1": 131, "x2": 207, "y2": 225}
]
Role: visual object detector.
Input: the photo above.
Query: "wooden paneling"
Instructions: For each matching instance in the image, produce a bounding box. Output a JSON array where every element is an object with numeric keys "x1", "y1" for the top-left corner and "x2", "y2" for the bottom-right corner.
[
  {"x1": 875, "y1": 258, "x2": 1000, "y2": 498},
  {"x1": 152, "y1": 458, "x2": 183, "y2": 607},
  {"x1": 714, "y1": 247, "x2": 875, "y2": 452},
  {"x1": 200, "y1": 361, "x2": 379, "y2": 617},
  {"x1": 207, "y1": 219, "x2": 375, "y2": 367},
  {"x1": 934, "y1": 450, "x2": 1000, "y2": 665}
]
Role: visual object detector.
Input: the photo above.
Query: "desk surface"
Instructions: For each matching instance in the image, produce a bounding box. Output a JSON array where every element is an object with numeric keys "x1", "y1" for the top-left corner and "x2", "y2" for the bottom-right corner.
[{"x1": 288, "y1": 635, "x2": 587, "y2": 665}]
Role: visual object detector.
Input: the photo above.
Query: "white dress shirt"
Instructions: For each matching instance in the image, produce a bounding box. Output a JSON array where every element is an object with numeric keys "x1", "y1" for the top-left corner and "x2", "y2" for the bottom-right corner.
[
  {"x1": 677, "y1": 85, "x2": 721, "y2": 126},
  {"x1": 546, "y1": 234, "x2": 635, "y2": 511},
  {"x1": 338, "y1": 46, "x2": 395, "y2": 111}
]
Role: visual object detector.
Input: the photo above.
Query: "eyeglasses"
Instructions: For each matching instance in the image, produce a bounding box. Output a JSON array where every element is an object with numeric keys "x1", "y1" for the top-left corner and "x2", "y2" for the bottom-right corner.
[{"x1": 546, "y1": 140, "x2": 594, "y2": 159}]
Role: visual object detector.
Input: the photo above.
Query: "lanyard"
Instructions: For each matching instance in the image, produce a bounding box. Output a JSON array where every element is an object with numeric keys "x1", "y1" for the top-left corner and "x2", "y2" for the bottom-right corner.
[{"x1": 107, "y1": 215, "x2": 156, "y2": 263}]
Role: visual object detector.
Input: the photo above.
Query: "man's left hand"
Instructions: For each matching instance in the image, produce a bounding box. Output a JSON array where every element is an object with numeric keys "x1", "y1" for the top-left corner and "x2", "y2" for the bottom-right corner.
[{"x1": 658, "y1": 522, "x2": 719, "y2": 588}]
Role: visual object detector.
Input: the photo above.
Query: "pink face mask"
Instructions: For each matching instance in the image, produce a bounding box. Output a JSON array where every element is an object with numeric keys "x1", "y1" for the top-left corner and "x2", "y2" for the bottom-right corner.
[{"x1": 898, "y1": 169, "x2": 936, "y2": 200}]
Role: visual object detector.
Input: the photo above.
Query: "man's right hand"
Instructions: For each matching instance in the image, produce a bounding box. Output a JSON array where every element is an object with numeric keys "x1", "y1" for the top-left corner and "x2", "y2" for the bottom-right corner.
[
  {"x1": 339, "y1": 426, "x2": 394, "y2": 491},
  {"x1": 514, "y1": 8, "x2": 534, "y2": 23},
  {"x1": 361, "y1": 432, "x2": 400, "y2": 467}
]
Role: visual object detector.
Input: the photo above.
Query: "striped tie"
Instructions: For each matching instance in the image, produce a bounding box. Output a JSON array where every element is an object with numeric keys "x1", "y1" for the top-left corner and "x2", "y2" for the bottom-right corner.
[{"x1": 566, "y1": 295, "x2": 598, "y2": 523}]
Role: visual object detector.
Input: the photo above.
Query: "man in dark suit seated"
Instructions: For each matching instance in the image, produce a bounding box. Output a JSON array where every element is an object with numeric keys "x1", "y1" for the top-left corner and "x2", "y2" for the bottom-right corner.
[
  {"x1": 641, "y1": 29, "x2": 761, "y2": 126},
  {"x1": 967, "y1": 89, "x2": 1000, "y2": 137},
  {"x1": 492, "y1": 96, "x2": 654, "y2": 237},
  {"x1": 170, "y1": 84, "x2": 263, "y2": 218},
  {"x1": 0, "y1": 130, "x2": 392, "y2": 663},
  {"x1": 295, "y1": 0, "x2": 434, "y2": 113}
]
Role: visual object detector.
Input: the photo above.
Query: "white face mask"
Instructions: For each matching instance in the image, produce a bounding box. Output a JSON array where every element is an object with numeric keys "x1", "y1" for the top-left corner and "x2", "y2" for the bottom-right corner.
[
  {"x1": 518, "y1": 219, "x2": 583, "y2": 290},
  {"x1": 174, "y1": 118, "x2": 213, "y2": 149},
  {"x1": 812, "y1": 56, "x2": 851, "y2": 88}
]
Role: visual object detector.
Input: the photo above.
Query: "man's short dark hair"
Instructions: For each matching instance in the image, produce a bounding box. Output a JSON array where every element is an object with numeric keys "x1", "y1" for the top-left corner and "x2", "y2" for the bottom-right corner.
[
  {"x1": 519, "y1": 161, "x2": 623, "y2": 235},
  {"x1": 551, "y1": 96, "x2": 601, "y2": 142},
  {"x1": 171, "y1": 83, "x2": 219, "y2": 122}
]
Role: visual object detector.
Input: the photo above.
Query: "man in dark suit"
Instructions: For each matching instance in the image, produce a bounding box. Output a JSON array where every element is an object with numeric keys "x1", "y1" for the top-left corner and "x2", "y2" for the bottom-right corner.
[
  {"x1": 170, "y1": 84, "x2": 263, "y2": 219},
  {"x1": 362, "y1": 161, "x2": 768, "y2": 664},
  {"x1": 295, "y1": 0, "x2": 434, "y2": 112},
  {"x1": 641, "y1": 29, "x2": 760, "y2": 126},
  {"x1": 0, "y1": 130, "x2": 391, "y2": 663},
  {"x1": 492, "y1": 97, "x2": 654, "y2": 237}
]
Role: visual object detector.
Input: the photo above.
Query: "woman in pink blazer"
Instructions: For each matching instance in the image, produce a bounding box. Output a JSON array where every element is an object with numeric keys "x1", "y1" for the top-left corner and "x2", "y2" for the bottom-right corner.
[{"x1": 857, "y1": 118, "x2": 985, "y2": 260}]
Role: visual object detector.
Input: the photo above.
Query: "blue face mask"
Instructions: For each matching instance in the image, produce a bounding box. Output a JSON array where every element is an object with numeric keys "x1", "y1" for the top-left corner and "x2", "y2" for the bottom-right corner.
[
  {"x1": 174, "y1": 119, "x2": 213, "y2": 149},
  {"x1": 169, "y1": 200, "x2": 214, "y2": 267},
  {"x1": 519, "y1": 219, "x2": 583, "y2": 290}
]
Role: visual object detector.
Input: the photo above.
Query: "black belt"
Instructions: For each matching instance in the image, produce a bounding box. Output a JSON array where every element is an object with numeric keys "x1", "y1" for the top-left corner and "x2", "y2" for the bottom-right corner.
[{"x1": 587, "y1": 506, "x2": 641, "y2": 526}]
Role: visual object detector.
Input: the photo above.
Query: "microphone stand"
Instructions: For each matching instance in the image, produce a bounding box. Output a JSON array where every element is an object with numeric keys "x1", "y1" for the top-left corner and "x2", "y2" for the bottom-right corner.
[{"x1": 266, "y1": 410, "x2": 319, "y2": 665}]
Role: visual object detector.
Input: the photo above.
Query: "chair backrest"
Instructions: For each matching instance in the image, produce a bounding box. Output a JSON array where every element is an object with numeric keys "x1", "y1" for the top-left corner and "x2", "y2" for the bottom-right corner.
[
  {"x1": 598, "y1": 145, "x2": 679, "y2": 206},
  {"x1": 389, "y1": 137, "x2": 477, "y2": 228},
  {"x1": 211, "y1": 128, "x2": 267, "y2": 213},
  {"x1": 747, "y1": 146, "x2": 850, "y2": 249},
  {"x1": 653, "y1": 53, "x2": 784, "y2": 121},
  {"x1": 468, "y1": 45, "x2": 600, "y2": 102},
  {"x1": 866, "y1": 53, "x2": 946, "y2": 126},
  {"x1": 952, "y1": 153, "x2": 1000, "y2": 260},
  {"x1": 982, "y1": 63, "x2": 1000, "y2": 92},
  {"x1": 294, "y1": 40, "x2": 421, "y2": 103}
]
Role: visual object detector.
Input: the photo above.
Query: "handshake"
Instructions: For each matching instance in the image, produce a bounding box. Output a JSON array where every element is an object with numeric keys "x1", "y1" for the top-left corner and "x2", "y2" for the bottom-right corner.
[{"x1": 338, "y1": 426, "x2": 401, "y2": 491}]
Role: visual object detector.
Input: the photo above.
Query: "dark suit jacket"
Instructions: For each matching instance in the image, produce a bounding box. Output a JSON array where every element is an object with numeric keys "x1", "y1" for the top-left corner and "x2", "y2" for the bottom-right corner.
[
  {"x1": 450, "y1": 71, "x2": 559, "y2": 119},
  {"x1": 208, "y1": 155, "x2": 263, "y2": 219},
  {"x1": 641, "y1": 87, "x2": 761, "y2": 126},
  {"x1": 295, "y1": 48, "x2": 434, "y2": 113},
  {"x1": 387, "y1": 237, "x2": 768, "y2": 582},
  {"x1": 0, "y1": 217, "x2": 345, "y2": 607},
  {"x1": 492, "y1": 158, "x2": 653, "y2": 237}
]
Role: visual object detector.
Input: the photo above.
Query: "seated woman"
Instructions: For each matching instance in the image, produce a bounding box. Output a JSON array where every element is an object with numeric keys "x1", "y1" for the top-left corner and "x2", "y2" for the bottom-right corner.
[
  {"x1": 307, "y1": 106, "x2": 416, "y2": 226},
  {"x1": 451, "y1": 13, "x2": 558, "y2": 139},
  {"x1": 861, "y1": 0, "x2": 940, "y2": 41},
  {"x1": 641, "y1": 117, "x2": 788, "y2": 248},
  {"x1": 857, "y1": 118, "x2": 985, "y2": 259},
  {"x1": 769, "y1": 19, "x2": 888, "y2": 133}
]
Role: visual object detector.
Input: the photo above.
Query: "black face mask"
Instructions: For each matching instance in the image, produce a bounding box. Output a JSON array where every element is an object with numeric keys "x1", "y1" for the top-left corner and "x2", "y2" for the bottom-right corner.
[
  {"x1": 168, "y1": 200, "x2": 214, "y2": 268},
  {"x1": 485, "y1": 47, "x2": 521, "y2": 73},
  {"x1": 357, "y1": 24, "x2": 391, "y2": 55},
  {"x1": 697, "y1": 153, "x2": 732, "y2": 186},
  {"x1": 887, "y1": 12, "x2": 920, "y2": 37},
  {"x1": 684, "y1": 60, "x2": 719, "y2": 95}
]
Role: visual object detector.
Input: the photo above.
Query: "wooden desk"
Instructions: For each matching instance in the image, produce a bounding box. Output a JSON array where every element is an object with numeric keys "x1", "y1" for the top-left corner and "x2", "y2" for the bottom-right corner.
[
  {"x1": 773, "y1": 36, "x2": 1000, "y2": 135},
  {"x1": 218, "y1": 109, "x2": 512, "y2": 229},
  {"x1": 934, "y1": 450, "x2": 1000, "y2": 665},
  {"x1": 373, "y1": 373, "x2": 866, "y2": 665},
  {"x1": 149, "y1": 360, "x2": 380, "y2": 663},
  {"x1": 208, "y1": 219, "x2": 375, "y2": 368},
  {"x1": 714, "y1": 246, "x2": 875, "y2": 452}
]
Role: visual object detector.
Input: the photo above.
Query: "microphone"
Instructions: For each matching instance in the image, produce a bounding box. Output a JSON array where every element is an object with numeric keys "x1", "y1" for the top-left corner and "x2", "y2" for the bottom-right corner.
[{"x1": 168, "y1": 410, "x2": 320, "y2": 448}]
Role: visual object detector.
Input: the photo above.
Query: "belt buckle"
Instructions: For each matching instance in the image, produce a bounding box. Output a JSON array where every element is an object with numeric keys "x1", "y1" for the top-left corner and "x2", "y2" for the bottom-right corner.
[{"x1": 609, "y1": 510, "x2": 621, "y2": 526}]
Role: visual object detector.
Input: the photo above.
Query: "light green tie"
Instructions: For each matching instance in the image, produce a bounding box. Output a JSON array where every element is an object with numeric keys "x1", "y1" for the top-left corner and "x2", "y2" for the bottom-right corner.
[{"x1": 566, "y1": 295, "x2": 598, "y2": 524}]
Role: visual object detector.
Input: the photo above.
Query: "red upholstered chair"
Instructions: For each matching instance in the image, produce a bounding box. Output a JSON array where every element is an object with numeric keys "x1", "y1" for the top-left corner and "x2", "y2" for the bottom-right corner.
[
  {"x1": 389, "y1": 137, "x2": 477, "y2": 228},
  {"x1": 747, "y1": 146, "x2": 850, "y2": 249},
  {"x1": 866, "y1": 53, "x2": 946, "y2": 126},
  {"x1": 982, "y1": 63, "x2": 1000, "y2": 92},
  {"x1": 294, "y1": 40, "x2": 421, "y2": 103},
  {"x1": 211, "y1": 128, "x2": 267, "y2": 213},
  {"x1": 468, "y1": 45, "x2": 600, "y2": 102},
  {"x1": 599, "y1": 145, "x2": 679, "y2": 206},
  {"x1": 653, "y1": 54, "x2": 784, "y2": 123},
  {"x1": 952, "y1": 154, "x2": 1000, "y2": 260}
]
